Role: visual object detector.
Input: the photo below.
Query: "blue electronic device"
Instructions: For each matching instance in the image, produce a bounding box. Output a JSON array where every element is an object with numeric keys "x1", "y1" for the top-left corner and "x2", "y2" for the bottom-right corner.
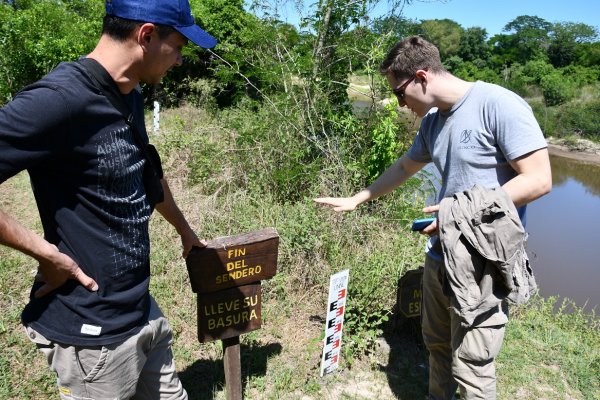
[{"x1": 411, "y1": 217, "x2": 436, "y2": 231}]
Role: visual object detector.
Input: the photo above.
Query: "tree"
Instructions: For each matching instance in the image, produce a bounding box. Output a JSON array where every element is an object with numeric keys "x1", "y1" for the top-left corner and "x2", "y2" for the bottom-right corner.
[
  {"x1": 337, "y1": 26, "x2": 379, "y2": 75},
  {"x1": 458, "y1": 27, "x2": 490, "y2": 64},
  {"x1": 0, "y1": 0, "x2": 102, "y2": 103},
  {"x1": 370, "y1": 14, "x2": 419, "y2": 58},
  {"x1": 548, "y1": 22, "x2": 599, "y2": 67},
  {"x1": 154, "y1": 0, "x2": 267, "y2": 107},
  {"x1": 496, "y1": 15, "x2": 551, "y2": 64},
  {"x1": 300, "y1": 0, "x2": 414, "y2": 109},
  {"x1": 371, "y1": 14, "x2": 418, "y2": 37},
  {"x1": 416, "y1": 19, "x2": 463, "y2": 60},
  {"x1": 576, "y1": 42, "x2": 600, "y2": 68}
]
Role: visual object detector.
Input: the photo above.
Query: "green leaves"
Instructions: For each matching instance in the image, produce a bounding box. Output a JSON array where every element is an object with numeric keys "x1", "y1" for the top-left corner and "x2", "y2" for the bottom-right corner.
[
  {"x1": 0, "y1": 0, "x2": 102, "y2": 102},
  {"x1": 540, "y1": 71, "x2": 576, "y2": 106},
  {"x1": 367, "y1": 103, "x2": 405, "y2": 182}
]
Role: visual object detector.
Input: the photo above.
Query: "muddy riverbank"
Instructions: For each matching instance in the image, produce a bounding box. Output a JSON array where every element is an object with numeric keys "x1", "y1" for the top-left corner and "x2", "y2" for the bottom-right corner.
[{"x1": 547, "y1": 137, "x2": 600, "y2": 165}]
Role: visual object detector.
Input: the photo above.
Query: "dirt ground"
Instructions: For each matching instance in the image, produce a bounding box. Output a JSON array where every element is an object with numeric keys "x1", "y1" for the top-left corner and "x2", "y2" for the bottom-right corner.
[{"x1": 546, "y1": 137, "x2": 600, "y2": 165}]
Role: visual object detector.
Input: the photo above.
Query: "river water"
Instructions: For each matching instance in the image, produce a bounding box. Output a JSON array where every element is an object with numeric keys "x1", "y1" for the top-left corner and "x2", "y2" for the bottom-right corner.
[
  {"x1": 419, "y1": 153, "x2": 600, "y2": 313},
  {"x1": 526, "y1": 154, "x2": 600, "y2": 312}
]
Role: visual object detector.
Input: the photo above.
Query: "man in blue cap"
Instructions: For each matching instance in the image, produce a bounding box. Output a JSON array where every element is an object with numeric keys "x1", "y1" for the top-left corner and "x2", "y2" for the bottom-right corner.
[{"x1": 0, "y1": 1, "x2": 216, "y2": 398}]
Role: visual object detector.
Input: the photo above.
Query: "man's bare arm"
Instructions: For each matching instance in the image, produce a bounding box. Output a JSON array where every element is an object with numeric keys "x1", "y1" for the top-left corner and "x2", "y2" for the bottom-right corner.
[
  {"x1": 503, "y1": 148, "x2": 552, "y2": 207},
  {"x1": 314, "y1": 154, "x2": 427, "y2": 212},
  {"x1": 0, "y1": 209, "x2": 98, "y2": 297},
  {"x1": 154, "y1": 178, "x2": 206, "y2": 258}
]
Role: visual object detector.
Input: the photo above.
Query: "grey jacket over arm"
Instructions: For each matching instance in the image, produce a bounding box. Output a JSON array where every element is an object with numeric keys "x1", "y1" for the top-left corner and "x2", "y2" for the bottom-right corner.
[{"x1": 438, "y1": 185, "x2": 536, "y2": 328}]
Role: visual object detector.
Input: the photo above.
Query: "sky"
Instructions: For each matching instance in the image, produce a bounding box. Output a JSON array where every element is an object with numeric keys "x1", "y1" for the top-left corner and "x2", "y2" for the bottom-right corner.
[
  {"x1": 271, "y1": 0, "x2": 600, "y2": 37},
  {"x1": 392, "y1": 0, "x2": 600, "y2": 36}
]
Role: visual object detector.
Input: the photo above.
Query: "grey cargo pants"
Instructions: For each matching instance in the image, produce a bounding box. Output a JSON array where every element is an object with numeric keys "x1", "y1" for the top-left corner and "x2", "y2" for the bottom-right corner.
[
  {"x1": 422, "y1": 255, "x2": 508, "y2": 400},
  {"x1": 26, "y1": 296, "x2": 187, "y2": 400}
]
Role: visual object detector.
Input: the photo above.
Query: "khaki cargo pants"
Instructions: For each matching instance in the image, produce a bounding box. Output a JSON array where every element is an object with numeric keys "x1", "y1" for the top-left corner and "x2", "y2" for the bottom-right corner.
[
  {"x1": 26, "y1": 296, "x2": 187, "y2": 400},
  {"x1": 422, "y1": 255, "x2": 508, "y2": 400}
]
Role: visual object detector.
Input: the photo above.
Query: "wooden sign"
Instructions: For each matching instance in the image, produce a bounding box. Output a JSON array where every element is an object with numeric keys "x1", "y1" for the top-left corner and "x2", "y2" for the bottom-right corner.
[
  {"x1": 186, "y1": 228, "x2": 279, "y2": 400},
  {"x1": 186, "y1": 228, "x2": 279, "y2": 294},
  {"x1": 397, "y1": 266, "x2": 423, "y2": 319},
  {"x1": 196, "y1": 283, "x2": 262, "y2": 343}
]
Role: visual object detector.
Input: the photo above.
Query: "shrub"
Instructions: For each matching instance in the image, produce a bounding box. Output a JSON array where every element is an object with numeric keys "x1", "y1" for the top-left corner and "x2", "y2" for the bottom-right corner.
[
  {"x1": 530, "y1": 85, "x2": 600, "y2": 141},
  {"x1": 366, "y1": 103, "x2": 413, "y2": 182},
  {"x1": 450, "y1": 60, "x2": 502, "y2": 85},
  {"x1": 540, "y1": 71, "x2": 576, "y2": 106},
  {"x1": 522, "y1": 59, "x2": 555, "y2": 85},
  {"x1": 559, "y1": 64, "x2": 600, "y2": 86},
  {"x1": 504, "y1": 61, "x2": 550, "y2": 97},
  {"x1": 557, "y1": 98, "x2": 600, "y2": 140},
  {"x1": 0, "y1": 1, "x2": 102, "y2": 103}
]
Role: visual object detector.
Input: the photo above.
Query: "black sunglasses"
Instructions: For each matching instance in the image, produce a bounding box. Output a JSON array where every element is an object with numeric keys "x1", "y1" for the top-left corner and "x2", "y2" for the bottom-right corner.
[{"x1": 392, "y1": 68, "x2": 428, "y2": 101}]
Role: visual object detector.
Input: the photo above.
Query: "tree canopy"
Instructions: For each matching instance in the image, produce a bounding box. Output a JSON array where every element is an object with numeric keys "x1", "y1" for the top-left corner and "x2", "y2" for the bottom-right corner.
[{"x1": 0, "y1": 0, "x2": 598, "y2": 108}]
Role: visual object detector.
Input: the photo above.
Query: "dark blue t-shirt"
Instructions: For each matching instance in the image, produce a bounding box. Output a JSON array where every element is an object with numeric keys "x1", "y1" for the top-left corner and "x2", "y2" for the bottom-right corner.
[{"x1": 0, "y1": 61, "x2": 153, "y2": 345}]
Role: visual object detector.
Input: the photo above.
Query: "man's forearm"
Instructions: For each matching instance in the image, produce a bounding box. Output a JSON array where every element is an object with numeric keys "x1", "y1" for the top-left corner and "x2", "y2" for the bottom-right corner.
[
  {"x1": 502, "y1": 174, "x2": 552, "y2": 207},
  {"x1": 154, "y1": 178, "x2": 204, "y2": 258},
  {"x1": 360, "y1": 154, "x2": 426, "y2": 202},
  {"x1": 154, "y1": 179, "x2": 193, "y2": 236},
  {"x1": 0, "y1": 209, "x2": 55, "y2": 261}
]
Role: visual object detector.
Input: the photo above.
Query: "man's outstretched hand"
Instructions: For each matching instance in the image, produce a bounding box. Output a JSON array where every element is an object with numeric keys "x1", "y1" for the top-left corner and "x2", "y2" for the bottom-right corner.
[{"x1": 314, "y1": 197, "x2": 359, "y2": 212}]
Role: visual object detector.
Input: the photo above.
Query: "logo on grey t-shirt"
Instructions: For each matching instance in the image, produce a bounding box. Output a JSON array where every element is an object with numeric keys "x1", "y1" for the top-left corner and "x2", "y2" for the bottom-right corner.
[
  {"x1": 460, "y1": 129, "x2": 472, "y2": 143},
  {"x1": 459, "y1": 129, "x2": 478, "y2": 150}
]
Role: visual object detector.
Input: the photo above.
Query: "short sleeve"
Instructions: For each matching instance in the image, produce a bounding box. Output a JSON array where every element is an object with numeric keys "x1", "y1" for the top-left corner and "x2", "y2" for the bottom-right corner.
[
  {"x1": 492, "y1": 92, "x2": 547, "y2": 161},
  {"x1": 407, "y1": 114, "x2": 435, "y2": 164},
  {"x1": 0, "y1": 85, "x2": 71, "y2": 182}
]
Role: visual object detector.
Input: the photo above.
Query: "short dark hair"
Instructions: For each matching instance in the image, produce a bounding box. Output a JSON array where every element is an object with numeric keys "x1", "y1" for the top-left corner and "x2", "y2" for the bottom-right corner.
[
  {"x1": 102, "y1": 15, "x2": 178, "y2": 42},
  {"x1": 379, "y1": 36, "x2": 445, "y2": 79}
]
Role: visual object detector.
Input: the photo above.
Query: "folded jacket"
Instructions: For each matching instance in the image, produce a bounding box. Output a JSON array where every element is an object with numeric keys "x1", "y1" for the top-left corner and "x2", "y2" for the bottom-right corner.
[{"x1": 438, "y1": 184, "x2": 536, "y2": 328}]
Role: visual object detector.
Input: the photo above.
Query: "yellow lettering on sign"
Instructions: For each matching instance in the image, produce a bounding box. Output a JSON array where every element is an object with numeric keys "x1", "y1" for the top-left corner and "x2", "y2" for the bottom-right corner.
[
  {"x1": 202, "y1": 297, "x2": 261, "y2": 317},
  {"x1": 243, "y1": 295, "x2": 258, "y2": 308},
  {"x1": 227, "y1": 248, "x2": 246, "y2": 258},
  {"x1": 408, "y1": 301, "x2": 421, "y2": 314},
  {"x1": 203, "y1": 299, "x2": 241, "y2": 316},
  {"x1": 413, "y1": 289, "x2": 422, "y2": 299},
  {"x1": 207, "y1": 309, "x2": 259, "y2": 330},
  {"x1": 215, "y1": 265, "x2": 262, "y2": 285},
  {"x1": 226, "y1": 259, "x2": 248, "y2": 271}
]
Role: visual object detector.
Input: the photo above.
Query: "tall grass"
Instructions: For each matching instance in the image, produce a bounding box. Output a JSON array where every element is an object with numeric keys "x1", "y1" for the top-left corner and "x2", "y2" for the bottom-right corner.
[{"x1": 498, "y1": 297, "x2": 599, "y2": 399}]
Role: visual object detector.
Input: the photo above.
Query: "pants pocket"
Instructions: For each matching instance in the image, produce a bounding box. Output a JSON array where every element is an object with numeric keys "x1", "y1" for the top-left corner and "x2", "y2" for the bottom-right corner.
[
  {"x1": 458, "y1": 324, "x2": 505, "y2": 362},
  {"x1": 75, "y1": 346, "x2": 109, "y2": 382}
]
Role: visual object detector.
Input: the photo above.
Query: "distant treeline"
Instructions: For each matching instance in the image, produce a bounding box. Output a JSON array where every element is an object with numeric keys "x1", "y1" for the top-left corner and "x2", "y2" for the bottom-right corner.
[{"x1": 1, "y1": 1, "x2": 599, "y2": 138}]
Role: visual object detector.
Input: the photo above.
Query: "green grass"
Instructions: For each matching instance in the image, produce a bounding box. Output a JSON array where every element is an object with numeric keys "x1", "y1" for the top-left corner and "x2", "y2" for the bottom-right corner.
[{"x1": 498, "y1": 297, "x2": 599, "y2": 400}]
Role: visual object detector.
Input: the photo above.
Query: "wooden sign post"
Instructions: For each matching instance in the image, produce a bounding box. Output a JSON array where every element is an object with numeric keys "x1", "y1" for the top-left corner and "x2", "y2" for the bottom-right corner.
[{"x1": 186, "y1": 228, "x2": 279, "y2": 400}]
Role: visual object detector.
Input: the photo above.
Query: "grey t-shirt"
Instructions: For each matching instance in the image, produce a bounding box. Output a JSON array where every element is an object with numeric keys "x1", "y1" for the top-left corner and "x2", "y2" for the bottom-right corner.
[
  {"x1": 407, "y1": 81, "x2": 547, "y2": 257},
  {"x1": 409, "y1": 80, "x2": 546, "y2": 203}
]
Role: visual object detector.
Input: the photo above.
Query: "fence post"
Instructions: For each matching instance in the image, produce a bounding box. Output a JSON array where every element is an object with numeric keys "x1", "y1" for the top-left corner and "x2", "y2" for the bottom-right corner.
[{"x1": 153, "y1": 101, "x2": 160, "y2": 133}]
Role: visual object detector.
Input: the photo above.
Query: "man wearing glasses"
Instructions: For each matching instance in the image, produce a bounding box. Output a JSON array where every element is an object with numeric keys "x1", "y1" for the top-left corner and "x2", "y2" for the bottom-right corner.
[{"x1": 315, "y1": 36, "x2": 551, "y2": 399}]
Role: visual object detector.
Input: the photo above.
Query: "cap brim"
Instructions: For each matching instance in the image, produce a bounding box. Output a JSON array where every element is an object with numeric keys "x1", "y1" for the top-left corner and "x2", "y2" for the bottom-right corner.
[{"x1": 176, "y1": 25, "x2": 217, "y2": 49}]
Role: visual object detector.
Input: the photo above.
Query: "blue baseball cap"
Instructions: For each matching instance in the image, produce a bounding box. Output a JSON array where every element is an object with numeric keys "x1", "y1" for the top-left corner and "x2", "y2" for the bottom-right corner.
[{"x1": 105, "y1": 0, "x2": 217, "y2": 49}]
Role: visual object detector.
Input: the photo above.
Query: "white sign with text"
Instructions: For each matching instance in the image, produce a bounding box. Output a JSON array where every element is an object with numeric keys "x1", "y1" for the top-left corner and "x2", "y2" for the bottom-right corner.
[{"x1": 320, "y1": 269, "x2": 349, "y2": 377}]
